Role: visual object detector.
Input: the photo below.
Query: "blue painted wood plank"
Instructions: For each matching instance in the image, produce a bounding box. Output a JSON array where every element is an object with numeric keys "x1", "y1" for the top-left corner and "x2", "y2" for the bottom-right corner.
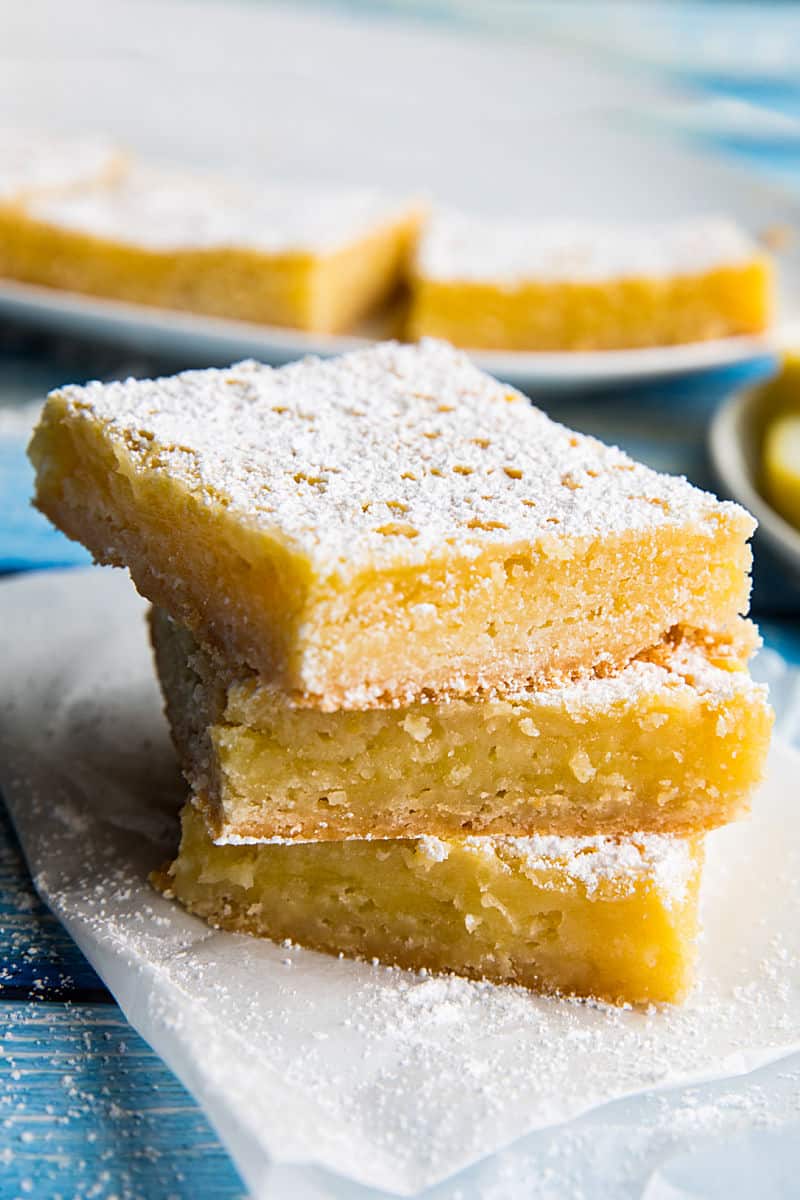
[
  {"x1": 0, "y1": 1002, "x2": 245, "y2": 1199},
  {"x1": 0, "y1": 432, "x2": 92, "y2": 574},
  {"x1": 0, "y1": 789, "x2": 246, "y2": 1195},
  {"x1": 0, "y1": 331, "x2": 140, "y2": 575},
  {"x1": 0, "y1": 800, "x2": 108, "y2": 1002}
]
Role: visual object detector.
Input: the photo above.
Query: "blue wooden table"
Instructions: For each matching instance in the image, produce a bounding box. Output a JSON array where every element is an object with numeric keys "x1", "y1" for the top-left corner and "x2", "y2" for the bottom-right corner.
[{"x1": 2, "y1": 4, "x2": 800, "y2": 1196}]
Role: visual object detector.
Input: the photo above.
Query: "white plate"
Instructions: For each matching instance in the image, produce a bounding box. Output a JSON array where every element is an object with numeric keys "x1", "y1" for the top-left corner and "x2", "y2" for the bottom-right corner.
[{"x1": 0, "y1": 274, "x2": 784, "y2": 391}]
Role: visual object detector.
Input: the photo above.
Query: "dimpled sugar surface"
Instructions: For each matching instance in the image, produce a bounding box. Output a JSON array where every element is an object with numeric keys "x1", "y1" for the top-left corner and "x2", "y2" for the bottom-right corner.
[{"x1": 43, "y1": 340, "x2": 743, "y2": 567}]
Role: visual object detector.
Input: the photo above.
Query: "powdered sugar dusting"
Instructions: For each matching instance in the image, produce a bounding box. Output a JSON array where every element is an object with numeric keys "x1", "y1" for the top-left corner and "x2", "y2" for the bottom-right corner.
[
  {"x1": 416, "y1": 835, "x2": 450, "y2": 863},
  {"x1": 503, "y1": 833, "x2": 696, "y2": 905},
  {"x1": 47, "y1": 340, "x2": 753, "y2": 574},
  {"x1": 417, "y1": 211, "x2": 762, "y2": 284},
  {"x1": 0, "y1": 128, "x2": 122, "y2": 204},
  {"x1": 503, "y1": 637, "x2": 768, "y2": 709},
  {"x1": 26, "y1": 165, "x2": 419, "y2": 254},
  {"x1": 413, "y1": 830, "x2": 697, "y2": 907}
]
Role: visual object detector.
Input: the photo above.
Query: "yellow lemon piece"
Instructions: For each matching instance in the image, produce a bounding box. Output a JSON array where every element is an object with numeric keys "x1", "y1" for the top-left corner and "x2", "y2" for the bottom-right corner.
[{"x1": 764, "y1": 412, "x2": 800, "y2": 532}]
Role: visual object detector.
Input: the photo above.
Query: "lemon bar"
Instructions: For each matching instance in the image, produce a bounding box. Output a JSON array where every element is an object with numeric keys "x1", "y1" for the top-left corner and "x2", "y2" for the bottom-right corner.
[
  {"x1": 155, "y1": 803, "x2": 703, "y2": 1005},
  {"x1": 30, "y1": 342, "x2": 755, "y2": 707},
  {"x1": 408, "y1": 215, "x2": 772, "y2": 351},
  {"x1": 151, "y1": 609, "x2": 771, "y2": 842},
  {"x1": 0, "y1": 128, "x2": 124, "y2": 207},
  {"x1": 0, "y1": 165, "x2": 422, "y2": 332}
]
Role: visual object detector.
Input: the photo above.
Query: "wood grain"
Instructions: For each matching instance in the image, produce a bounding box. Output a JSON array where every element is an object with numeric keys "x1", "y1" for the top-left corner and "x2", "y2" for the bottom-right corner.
[{"x1": 0, "y1": 802, "x2": 244, "y2": 1197}]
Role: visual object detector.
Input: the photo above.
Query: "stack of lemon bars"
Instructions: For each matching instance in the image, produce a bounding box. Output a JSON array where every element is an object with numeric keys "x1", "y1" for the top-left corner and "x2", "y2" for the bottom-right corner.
[{"x1": 29, "y1": 340, "x2": 772, "y2": 1005}]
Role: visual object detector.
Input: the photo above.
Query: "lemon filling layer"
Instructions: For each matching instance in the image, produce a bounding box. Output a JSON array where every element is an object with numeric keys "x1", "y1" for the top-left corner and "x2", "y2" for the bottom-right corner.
[{"x1": 151, "y1": 610, "x2": 771, "y2": 842}]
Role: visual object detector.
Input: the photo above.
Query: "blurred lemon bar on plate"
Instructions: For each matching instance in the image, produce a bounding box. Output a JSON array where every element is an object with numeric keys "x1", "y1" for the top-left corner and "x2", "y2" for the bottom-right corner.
[
  {"x1": 151, "y1": 609, "x2": 771, "y2": 842},
  {"x1": 0, "y1": 127, "x2": 125, "y2": 208},
  {"x1": 0, "y1": 165, "x2": 422, "y2": 332},
  {"x1": 154, "y1": 802, "x2": 703, "y2": 1005},
  {"x1": 408, "y1": 214, "x2": 773, "y2": 351},
  {"x1": 30, "y1": 341, "x2": 756, "y2": 707}
]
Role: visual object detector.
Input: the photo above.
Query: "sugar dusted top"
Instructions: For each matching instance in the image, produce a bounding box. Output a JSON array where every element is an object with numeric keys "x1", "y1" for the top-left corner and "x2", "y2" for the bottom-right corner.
[
  {"x1": 26, "y1": 165, "x2": 418, "y2": 254},
  {"x1": 46, "y1": 340, "x2": 753, "y2": 575},
  {"x1": 417, "y1": 211, "x2": 762, "y2": 285},
  {"x1": 0, "y1": 129, "x2": 121, "y2": 204}
]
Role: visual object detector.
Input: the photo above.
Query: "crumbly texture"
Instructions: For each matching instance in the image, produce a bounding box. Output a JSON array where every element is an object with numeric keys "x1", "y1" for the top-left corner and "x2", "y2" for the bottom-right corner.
[
  {"x1": 30, "y1": 341, "x2": 756, "y2": 706},
  {"x1": 409, "y1": 214, "x2": 772, "y2": 350},
  {"x1": 156, "y1": 803, "x2": 703, "y2": 1006},
  {"x1": 0, "y1": 128, "x2": 124, "y2": 205},
  {"x1": 0, "y1": 166, "x2": 422, "y2": 332},
  {"x1": 151, "y1": 609, "x2": 771, "y2": 842}
]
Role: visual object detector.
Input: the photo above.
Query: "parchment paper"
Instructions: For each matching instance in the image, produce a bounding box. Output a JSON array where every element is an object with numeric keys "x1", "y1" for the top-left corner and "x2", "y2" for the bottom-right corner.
[{"x1": 1, "y1": 567, "x2": 799, "y2": 1198}]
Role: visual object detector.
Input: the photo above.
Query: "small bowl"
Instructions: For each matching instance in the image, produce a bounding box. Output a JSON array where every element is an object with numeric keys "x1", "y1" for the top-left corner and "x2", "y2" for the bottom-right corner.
[{"x1": 709, "y1": 372, "x2": 800, "y2": 585}]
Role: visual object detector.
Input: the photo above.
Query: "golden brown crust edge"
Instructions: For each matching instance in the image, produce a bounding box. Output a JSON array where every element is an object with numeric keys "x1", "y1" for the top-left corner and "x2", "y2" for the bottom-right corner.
[{"x1": 196, "y1": 790, "x2": 752, "y2": 845}]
